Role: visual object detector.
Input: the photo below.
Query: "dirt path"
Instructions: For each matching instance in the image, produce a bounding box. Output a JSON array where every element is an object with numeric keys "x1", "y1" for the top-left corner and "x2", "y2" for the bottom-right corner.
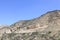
[{"x1": 14, "y1": 25, "x2": 48, "y2": 33}]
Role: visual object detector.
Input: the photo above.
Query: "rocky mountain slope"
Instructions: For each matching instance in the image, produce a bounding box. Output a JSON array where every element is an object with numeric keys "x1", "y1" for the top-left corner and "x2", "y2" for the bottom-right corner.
[{"x1": 0, "y1": 10, "x2": 60, "y2": 40}]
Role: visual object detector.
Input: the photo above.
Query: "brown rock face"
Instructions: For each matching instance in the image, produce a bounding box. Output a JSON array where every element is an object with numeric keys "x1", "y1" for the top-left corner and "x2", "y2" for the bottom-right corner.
[{"x1": 0, "y1": 10, "x2": 60, "y2": 40}]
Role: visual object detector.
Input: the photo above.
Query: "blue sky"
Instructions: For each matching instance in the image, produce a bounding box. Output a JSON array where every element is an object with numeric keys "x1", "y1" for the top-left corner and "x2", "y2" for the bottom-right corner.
[{"x1": 0, "y1": 0, "x2": 60, "y2": 25}]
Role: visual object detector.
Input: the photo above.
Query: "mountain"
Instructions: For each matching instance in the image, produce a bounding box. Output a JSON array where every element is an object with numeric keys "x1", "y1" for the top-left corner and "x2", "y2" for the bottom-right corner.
[{"x1": 0, "y1": 10, "x2": 60, "y2": 40}]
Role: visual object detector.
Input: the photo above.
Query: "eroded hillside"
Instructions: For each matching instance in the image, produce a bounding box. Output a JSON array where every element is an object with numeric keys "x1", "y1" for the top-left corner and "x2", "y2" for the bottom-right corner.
[{"x1": 0, "y1": 10, "x2": 60, "y2": 40}]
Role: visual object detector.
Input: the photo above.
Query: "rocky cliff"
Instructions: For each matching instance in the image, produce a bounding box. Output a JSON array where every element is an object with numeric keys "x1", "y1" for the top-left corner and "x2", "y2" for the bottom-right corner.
[{"x1": 0, "y1": 10, "x2": 60, "y2": 40}]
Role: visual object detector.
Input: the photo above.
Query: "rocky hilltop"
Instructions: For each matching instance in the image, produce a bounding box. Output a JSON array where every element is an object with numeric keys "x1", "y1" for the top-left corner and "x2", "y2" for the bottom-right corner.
[{"x1": 0, "y1": 10, "x2": 60, "y2": 40}]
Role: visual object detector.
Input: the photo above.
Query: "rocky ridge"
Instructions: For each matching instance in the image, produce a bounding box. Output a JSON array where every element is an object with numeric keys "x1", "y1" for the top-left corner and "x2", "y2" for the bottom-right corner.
[{"x1": 0, "y1": 10, "x2": 60, "y2": 40}]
